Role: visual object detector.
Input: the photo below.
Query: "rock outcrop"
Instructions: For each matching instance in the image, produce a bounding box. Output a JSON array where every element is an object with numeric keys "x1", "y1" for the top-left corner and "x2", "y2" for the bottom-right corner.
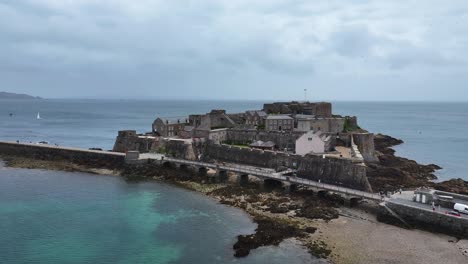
[{"x1": 367, "y1": 134, "x2": 468, "y2": 194}]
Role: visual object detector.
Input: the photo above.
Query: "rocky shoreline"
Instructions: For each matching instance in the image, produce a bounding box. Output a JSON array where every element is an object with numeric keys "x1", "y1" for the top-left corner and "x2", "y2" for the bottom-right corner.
[
  {"x1": 2, "y1": 134, "x2": 468, "y2": 263},
  {"x1": 0, "y1": 154, "x2": 336, "y2": 261},
  {"x1": 367, "y1": 134, "x2": 468, "y2": 194}
]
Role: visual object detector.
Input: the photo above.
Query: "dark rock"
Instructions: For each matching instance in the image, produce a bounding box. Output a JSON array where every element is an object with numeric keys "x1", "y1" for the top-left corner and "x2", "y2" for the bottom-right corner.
[
  {"x1": 233, "y1": 216, "x2": 305, "y2": 258},
  {"x1": 367, "y1": 134, "x2": 444, "y2": 192},
  {"x1": 304, "y1": 227, "x2": 317, "y2": 233},
  {"x1": 435, "y1": 178, "x2": 468, "y2": 195}
]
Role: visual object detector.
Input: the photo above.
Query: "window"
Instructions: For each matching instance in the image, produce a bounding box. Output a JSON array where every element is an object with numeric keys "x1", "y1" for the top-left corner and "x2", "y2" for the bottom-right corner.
[{"x1": 308, "y1": 138, "x2": 313, "y2": 141}]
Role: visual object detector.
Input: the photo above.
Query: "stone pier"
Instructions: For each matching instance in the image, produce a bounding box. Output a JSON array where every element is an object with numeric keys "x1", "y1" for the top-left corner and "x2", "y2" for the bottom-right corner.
[
  {"x1": 236, "y1": 173, "x2": 249, "y2": 185},
  {"x1": 282, "y1": 182, "x2": 298, "y2": 193},
  {"x1": 198, "y1": 167, "x2": 208, "y2": 175},
  {"x1": 216, "y1": 170, "x2": 228, "y2": 183}
]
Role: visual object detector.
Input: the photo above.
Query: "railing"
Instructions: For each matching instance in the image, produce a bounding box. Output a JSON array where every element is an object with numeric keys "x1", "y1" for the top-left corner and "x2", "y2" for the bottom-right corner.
[{"x1": 161, "y1": 156, "x2": 381, "y2": 201}]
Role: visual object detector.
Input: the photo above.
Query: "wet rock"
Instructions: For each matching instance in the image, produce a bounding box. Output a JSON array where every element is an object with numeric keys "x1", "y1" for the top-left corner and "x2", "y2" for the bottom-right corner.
[
  {"x1": 233, "y1": 216, "x2": 305, "y2": 258},
  {"x1": 435, "y1": 178, "x2": 468, "y2": 195},
  {"x1": 367, "y1": 134, "x2": 444, "y2": 192}
]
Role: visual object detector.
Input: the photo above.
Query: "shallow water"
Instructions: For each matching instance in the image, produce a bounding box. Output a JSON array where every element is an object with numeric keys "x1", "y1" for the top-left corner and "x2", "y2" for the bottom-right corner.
[
  {"x1": 1, "y1": 99, "x2": 465, "y2": 263},
  {"x1": 0, "y1": 163, "x2": 322, "y2": 264}
]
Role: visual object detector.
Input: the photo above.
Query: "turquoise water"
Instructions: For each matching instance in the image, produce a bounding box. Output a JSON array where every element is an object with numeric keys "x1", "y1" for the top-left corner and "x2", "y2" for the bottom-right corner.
[
  {"x1": 0, "y1": 163, "x2": 319, "y2": 264},
  {"x1": 1, "y1": 99, "x2": 467, "y2": 263}
]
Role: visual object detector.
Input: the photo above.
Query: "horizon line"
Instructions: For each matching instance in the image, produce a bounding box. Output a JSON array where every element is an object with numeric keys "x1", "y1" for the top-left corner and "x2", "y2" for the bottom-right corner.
[{"x1": 26, "y1": 97, "x2": 468, "y2": 103}]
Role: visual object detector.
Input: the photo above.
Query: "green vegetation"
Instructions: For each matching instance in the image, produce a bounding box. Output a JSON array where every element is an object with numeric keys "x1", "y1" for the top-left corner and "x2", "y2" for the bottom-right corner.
[
  {"x1": 223, "y1": 140, "x2": 251, "y2": 148},
  {"x1": 342, "y1": 118, "x2": 360, "y2": 132},
  {"x1": 256, "y1": 124, "x2": 265, "y2": 130},
  {"x1": 156, "y1": 146, "x2": 169, "y2": 155}
]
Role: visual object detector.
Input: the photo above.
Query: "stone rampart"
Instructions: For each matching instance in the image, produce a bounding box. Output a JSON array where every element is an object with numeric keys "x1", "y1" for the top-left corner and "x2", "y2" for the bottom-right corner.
[
  {"x1": 225, "y1": 129, "x2": 304, "y2": 151},
  {"x1": 0, "y1": 141, "x2": 125, "y2": 169},
  {"x1": 113, "y1": 130, "x2": 157, "y2": 153},
  {"x1": 202, "y1": 143, "x2": 371, "y2": 191},
  {"x1": 352, "y1": 133, "x2": 379, "y2": 163}
]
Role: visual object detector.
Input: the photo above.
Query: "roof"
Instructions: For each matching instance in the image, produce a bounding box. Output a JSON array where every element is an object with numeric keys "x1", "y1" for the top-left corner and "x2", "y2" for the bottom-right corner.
[
  {"x1": 249, "y1": 140, "x2": 276, "y2": 148},
  {"x1": 246, "y1": 110, "x2": 267, "y2": 117},
  {"x1": 266, "y1": 115, "x2": 293, "y2": 120},
  {"x1": 295, "y1": 114, "x2": 315, "y2": 120},
  {"x1": 300, "y1": 130, "x2": 332, "y2": 142},
  {"x1": 184, "y1": 126, "x2": 194, "y2": 132},
  {"x1": 154, "y1": 117, "x2": 187, "y2": 125}
]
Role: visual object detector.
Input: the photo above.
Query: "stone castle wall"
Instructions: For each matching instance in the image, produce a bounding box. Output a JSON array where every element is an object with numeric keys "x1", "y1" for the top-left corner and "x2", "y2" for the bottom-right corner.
[
  {"x1": 263, "y1": 102, "x2": 332, "y2": 117},
  {"x1": 224, "y1": 129, "x2": 305, "y2": 151},
  {"x1": 113, "y1": 130, "x2": 157, "y2": 153},
  {"x1": 353, "y1": 133, "x2": 379, "y2": 163},
  {"x1": 201, "y1": 143, "x2": 371, "y2": 191}
]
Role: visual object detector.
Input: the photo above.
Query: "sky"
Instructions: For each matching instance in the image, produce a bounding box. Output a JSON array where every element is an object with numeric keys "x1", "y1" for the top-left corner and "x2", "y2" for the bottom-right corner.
[{"x1": 0, "y1": 0, "x2": 468, "y2": 101}]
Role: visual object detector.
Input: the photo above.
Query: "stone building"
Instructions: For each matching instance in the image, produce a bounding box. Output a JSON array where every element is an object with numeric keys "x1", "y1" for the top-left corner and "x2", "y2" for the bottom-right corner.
[
  {"x1": 295, "y1": 115, "x2": 358, "y2": 134},
  {"x1": 152, "y1": 118, "x2": 186, "y2": 137},
  {"x1": 245, "y1": 110, "x2": 267, "y2": 126},
  {"x1": 249, "y1": 140, "x2": 275, "y2": 150},
  {"x1": 265, "y1": 115, "x2": 294, "y2": 131},
  {"x1": 263, "y1": 101, "x2": 332, "y2": 117},
  {"x1": 189, "y1": 110, "x2": 237, "y2": 130},
  {"x1": 295, "y1": 131, "x2": 333, "y2": 156}
]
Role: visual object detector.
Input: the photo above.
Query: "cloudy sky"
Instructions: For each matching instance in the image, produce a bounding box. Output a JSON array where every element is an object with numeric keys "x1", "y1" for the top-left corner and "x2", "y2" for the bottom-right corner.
[{"x1": 1, "y1": 0, "x2": 467, "y2": 101}]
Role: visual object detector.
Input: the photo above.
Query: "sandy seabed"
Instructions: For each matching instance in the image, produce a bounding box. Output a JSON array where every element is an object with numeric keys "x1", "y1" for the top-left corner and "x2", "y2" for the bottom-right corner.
[
  {"x1": 2, "y1": 156, "x2": 468, "y2": 263},
  {"x1": 314, "y1": 207, "x2": 468, "y2": 264}
]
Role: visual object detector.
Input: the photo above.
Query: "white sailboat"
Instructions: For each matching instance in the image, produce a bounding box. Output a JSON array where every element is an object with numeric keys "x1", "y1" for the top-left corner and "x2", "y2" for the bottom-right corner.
[{"x1": 37, "y1": 112, "x2": 41, "y2": 120}]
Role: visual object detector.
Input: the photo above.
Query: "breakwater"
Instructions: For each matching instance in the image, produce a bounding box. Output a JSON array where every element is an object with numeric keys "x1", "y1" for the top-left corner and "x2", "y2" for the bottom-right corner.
[
  {"x1": 378, "y1": 201, "x2": 468, "y2": 238},
  {"x1": 0, "y1": 141, "x2": 125, "y2": 169}
]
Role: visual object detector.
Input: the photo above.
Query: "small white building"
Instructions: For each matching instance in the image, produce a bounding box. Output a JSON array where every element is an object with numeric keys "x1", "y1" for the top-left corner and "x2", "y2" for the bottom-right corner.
[{"x1": 295, "y1": 131, "x2": 332, "y2": 156}]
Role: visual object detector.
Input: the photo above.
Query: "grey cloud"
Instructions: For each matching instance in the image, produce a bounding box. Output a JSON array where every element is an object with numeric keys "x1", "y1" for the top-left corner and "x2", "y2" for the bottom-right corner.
[
  {"x1": 328, "y1": 25, "x2": 378, "y2": 57},
  {"x1": 0, "y1": 0, "x2": 467, "y2": 100}
]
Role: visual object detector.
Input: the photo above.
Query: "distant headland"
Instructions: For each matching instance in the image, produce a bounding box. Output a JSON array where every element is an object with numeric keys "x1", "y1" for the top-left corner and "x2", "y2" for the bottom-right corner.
[{"x1": 0, "y1": 91, "x2": 42, "y2": 99}]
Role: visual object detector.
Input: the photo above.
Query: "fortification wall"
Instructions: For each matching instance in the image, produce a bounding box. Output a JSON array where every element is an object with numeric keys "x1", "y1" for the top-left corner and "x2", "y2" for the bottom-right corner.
[
  {"x1": 353, "y1": 133, "x2": 379, "y2": 163},
  {"x1": 0, "y1": 141, "x2": 125, "y2": 169},
  {"x1": 225, "y1": 129, "x2": 304, "y2": 151},
  {"x1": 202, "y1": 143, "x2": 371, "y2": 191},
  {"x1": 208, "y1": 129, "x2": 228, "y2": 144},
  {"x1": 380, "y1": 201, "x2": 468, "y2": 238},
  {"x1": 113, "y1": 130, "x2": 157, "y2": 153}
]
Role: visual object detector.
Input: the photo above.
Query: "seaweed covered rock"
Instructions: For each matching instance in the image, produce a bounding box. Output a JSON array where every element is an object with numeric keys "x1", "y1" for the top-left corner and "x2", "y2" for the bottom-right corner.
[{"x1": 233, "y1": 216, "x2": 306, "y2": 258}]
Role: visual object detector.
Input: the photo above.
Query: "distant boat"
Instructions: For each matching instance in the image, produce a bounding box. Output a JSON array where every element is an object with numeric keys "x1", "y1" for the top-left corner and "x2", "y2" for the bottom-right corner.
[{"x1": 37, "y1": 112, "x2": 41, "y2": 120}]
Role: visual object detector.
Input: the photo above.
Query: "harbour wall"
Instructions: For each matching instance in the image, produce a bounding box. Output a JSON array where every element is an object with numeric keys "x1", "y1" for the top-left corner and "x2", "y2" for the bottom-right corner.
[
  {"x1": 379, "y1": 201, "x2": 468, "y2": 238},
  {"x1": 0, "y1": 141, "x2": 125, "y2": 169}
]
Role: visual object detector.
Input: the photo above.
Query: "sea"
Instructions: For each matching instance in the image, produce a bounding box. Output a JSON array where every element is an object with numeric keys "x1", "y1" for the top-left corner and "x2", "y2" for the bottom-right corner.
[{"x1": 0, "y1": 99, "x2": 467, "y2": 264}]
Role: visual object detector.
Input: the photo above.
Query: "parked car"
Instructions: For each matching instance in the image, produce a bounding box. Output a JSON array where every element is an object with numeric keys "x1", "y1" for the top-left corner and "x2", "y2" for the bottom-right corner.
[
  {"x1": 454, "y1": 203, "x2": 468, "y2": 215},
  {"x1": 446, "y1": 211, "x2": 461, "y2": 217}
]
